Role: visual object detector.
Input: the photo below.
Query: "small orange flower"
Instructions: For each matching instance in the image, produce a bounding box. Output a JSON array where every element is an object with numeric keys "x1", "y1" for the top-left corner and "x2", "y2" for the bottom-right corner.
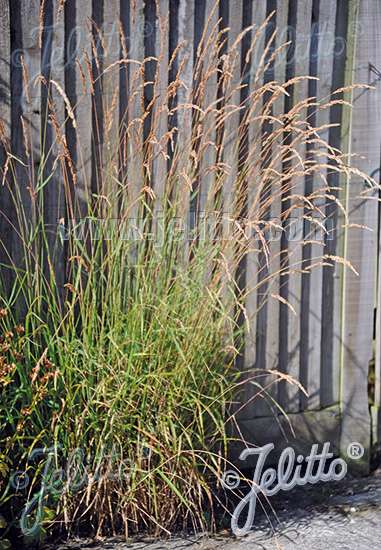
[
  {"x1": 0, "y1": 363, "x2": 12, "y2": 376},
  {"x1": 30, "y1": 366, "x2": 39, "y2": 379},
  {"x1": 5, "y1": 331, "x2": 13, "y2": 339},
  {"x1": 43, "y1": 359, "x2": 55, "y2": 369},
  {"x1": 64, "y1": 283, "x2": 79, "y2": 294},
  {"x1": 38, "y1": 389, "x2": 47, "y2": 399},
  {"x1": 14, "y1": 326, "x2": 25, "y2": 334},
  {"x1": 0, "y1": 309, "x2": 7, "y2": 320}
]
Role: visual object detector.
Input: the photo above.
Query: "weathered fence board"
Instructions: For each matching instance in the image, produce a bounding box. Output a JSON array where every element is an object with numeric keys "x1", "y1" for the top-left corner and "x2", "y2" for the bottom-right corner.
[
  {"x1": 240, "y1": 0, "x2": 268, "y2": 421},
  {"x1": 254, "y1": 0, "x2": 289, "y2": 419},
  {"x1": 282, "y1": 0, "x2": 313, "y2": 414},
  {"x1": 300, "y1": 0, "x2": 337, "y2": 412},
  {"x1": 152, "y1": 0, "x2": 169, "y2": 216},
  {"x1": 375, "y1": 212, "x2": 381, "y2": 448},
  {"x1": 174, "y1": 0, "x2": 194, "y2": 229},
  {"x1": 0, "y1": 2, "x2": 11, "y2": 293},
  {"x1": 340, "y1": 0, "x2": 381, "y2": 473},
  {"x1": 68, "y1": 0, "x2": 93, "y2": 213}
]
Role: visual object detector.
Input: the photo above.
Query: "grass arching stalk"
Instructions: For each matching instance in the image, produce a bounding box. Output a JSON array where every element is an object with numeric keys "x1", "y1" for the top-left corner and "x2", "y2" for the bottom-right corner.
[{"x1": 0, "y1": 2, "x2": 377, "y2": 542}]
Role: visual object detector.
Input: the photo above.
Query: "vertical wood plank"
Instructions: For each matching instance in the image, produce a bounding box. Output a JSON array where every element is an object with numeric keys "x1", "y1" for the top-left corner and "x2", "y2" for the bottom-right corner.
[
  {"x1": 320, "y1": 0, "x2": 352, "y2": 410},
  {"x1": 41, "y1": 0, "x2": 67, "y2": 310},
  {"x1": 374, "y1": 204, "x2": 381, "y2": 446},
  {"x1": 251, "y1": 1, "x2": 275, "y2": 417},
  {"x1": 175, "y1": 0, "x2": 194, "y2": 227},
  {"x1": 198, "y1": 0, "x2": 219, "y2": 216},
  {"x1": 239, "y1": 0, "x2": 267, "y2": 421},
  {"x1": 222, "y1": 0, "x2": 241, "y2": 219},
  {"x1": 102, "y1": 0, "x2": 122, "y2": 212},
  {"x1": 164, "y1": 0, "x2": 195, "y2": 263},
  {"x1": 254, "y1": 0, "x2": 290, "y2": 418},
  {"x1": 300, "y1": 0, "x2": 337, "y2": 411},
  {"x1": 340, "y1": 0, "x2": 379, "y2": 473},
  {"x1": 266, "y1": 0, "x2": 290, "y2": 416},
  {"x1": 279, "y1": 0, "x2": 313, "y2": 414},
  {"x1": 0, "y1": 2, "x2": 12, "y2": 294},
  {"x1": 176, "y1": 0, "x2": 194, "y2": 166},
  {"x1": 62, "y1": 0, "x2": 93, "y2": 305},
  {"x1": 126, "y1": 0, "x2": 145, "y2": 264},
  {"x1": 66, "y1": 0, "x2": 93, "y2": 214},
  {"x1": 0, "y1": 5, "x2": 11, "y2": 142},
  {"x1": 153, "y1": 0, "x2": 169, "y2": 217},
  {"x1": 8, "y1": 0, "x2": 41, "y2": 316}
]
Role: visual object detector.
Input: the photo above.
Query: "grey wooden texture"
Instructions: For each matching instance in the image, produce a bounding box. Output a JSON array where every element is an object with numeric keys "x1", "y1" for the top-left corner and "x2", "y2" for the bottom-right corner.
[
  {"x1": 0, "y1": 4, "x2": 11, "y2": 141},
  {"x1": 223, "y1": 0, "x2": 242, "y2": 215},
  {"x1": 102, "y1": 0, "x2": 121, "y2": 213},
  {"x1": 374, "y1": 230, "x2": 381, "y2": 445},
  {"x1": 254, "y1": 0, "x2": 289, "y2": 418},
  {"x1": 152, "y1": 0, "x2": 169, "y2": 217},
  {"x1": 7, "y1": 0, "x2": 41, "y2": 317},
  {"x1": 240, "y1": 0, "x2": 268, "y2": 421},
  {"x1": 0, "y1": 2, "x2": 11, "y2": 293},
  {"x1": 169, "y1": 0, "x2": 194, "y2": 259},
  {"x1": 230, "y1": 405, "x2": 341, "y2": 466},
  {"x1": 282, "y1": 0, "x2": 313, "y2": 414},
  {"x1": 198, "y1": 0, "x2": 219, "y2": 215},
  {"x1": 340, "y1": 0, "x2": 380, "y2": 474},
  {"x1": 127, "y1": 0, "x2": 145, "y2": 265},
  {"x1": 299, "y1": 0, "x2": 337, "y2": 412},
  {"x1": 41, "y1": 0, "x2": 66, "y2": 310},
  {"x1": 175, "y1": 0, "x2": 194, "y2": 228},
  {"x1": 70, "y1": 0, "x2": 93, "y2": 212},
  {"x1": 375, "y1": 172, "x2": 381, "y2": 446},
  {"x1": 319, "y1": 0, "x2": 350, "y2": 411}
]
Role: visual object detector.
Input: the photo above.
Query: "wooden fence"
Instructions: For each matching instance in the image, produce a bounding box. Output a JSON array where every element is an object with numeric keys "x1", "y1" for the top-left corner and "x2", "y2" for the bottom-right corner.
[{"x1": 0, "y1": 0, "x2": 380, "y2": 473}]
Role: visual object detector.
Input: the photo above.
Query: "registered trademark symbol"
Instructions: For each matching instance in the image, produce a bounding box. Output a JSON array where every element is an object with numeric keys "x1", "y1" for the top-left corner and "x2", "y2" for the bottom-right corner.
[
  {"x1": 348, "y1": 20, "x2": 364, "y2": 38},
  {"x1": 347, "y1": 442, "x2": 364, "y2": 460},
  {"x1": 138, "y1": 21, "x2": 153, "y2": 37}
]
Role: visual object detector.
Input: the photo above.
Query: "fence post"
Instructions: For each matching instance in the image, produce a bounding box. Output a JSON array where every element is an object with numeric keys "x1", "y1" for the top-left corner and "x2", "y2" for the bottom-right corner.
[{"x1": 340, "y1": 0, "x2": 380, "y2": 475}]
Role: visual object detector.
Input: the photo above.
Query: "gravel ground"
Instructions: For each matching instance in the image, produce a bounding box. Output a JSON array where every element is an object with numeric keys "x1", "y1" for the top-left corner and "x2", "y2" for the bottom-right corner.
[{"x1": 43, "y1": 469, "x2": 381, "y2": 550}]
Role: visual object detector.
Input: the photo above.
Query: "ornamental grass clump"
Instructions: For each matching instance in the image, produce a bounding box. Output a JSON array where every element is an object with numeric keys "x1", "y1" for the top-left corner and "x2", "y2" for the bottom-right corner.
[{"x1": 0, "y1": 1, "x2": 374, "y2": 544}]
